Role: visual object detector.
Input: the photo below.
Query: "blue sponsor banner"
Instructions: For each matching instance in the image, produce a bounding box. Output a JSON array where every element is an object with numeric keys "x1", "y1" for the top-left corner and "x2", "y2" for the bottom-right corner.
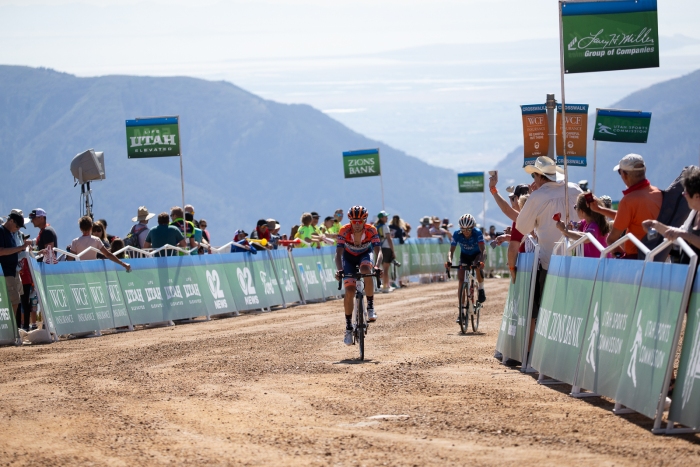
[{"x1": 562, "y1": 0, "x2": 657, "y2": 16}]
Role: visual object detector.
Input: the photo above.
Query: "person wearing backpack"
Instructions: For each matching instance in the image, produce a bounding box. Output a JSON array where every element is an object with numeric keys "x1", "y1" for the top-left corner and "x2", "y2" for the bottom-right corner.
[{"x1": 125, "y1": 206, "x2": 154, "y2": 250}]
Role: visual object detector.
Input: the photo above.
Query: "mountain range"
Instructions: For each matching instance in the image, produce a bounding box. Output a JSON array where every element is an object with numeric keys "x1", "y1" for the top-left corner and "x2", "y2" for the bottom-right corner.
[{"x1": 0, "y1": 65, "x2": 460, "y2": 246}]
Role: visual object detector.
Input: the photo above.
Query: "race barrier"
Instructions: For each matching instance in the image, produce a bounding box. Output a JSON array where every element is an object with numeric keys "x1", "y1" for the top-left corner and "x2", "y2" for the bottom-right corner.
[
  {"x1": 485, "y1": 244, "x2": 508, "y2": 272},
  {"x1": 507, "y1": 233, "x2": 700, "y2": 434},
  {"x1": 0, "y1": 276, "x2": 21, "y2": 345},
  {"x1": 12, "y1": 239, "x2": 452, "y2": 344},
  {"x1": 495, "y1": 237, "x2": 540, "y2": 367},
  {"x1": 392, "y1": 237, "x2": 456, "y2": 279}
]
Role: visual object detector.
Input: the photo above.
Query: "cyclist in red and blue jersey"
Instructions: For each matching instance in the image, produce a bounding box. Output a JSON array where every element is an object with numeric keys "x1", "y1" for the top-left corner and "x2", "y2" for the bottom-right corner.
[
  {"x1": 334, "y1": 205, "x2": 383, "y2": 346},
  {"x1": 447, "y1": 214, "x2": 486, "y2": 303}
]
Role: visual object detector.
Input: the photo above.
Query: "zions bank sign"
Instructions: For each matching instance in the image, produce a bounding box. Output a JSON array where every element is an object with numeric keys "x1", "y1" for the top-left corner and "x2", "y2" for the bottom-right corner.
[{"x1": 342, "y1": 149, "x2": 381, "y2": 178}]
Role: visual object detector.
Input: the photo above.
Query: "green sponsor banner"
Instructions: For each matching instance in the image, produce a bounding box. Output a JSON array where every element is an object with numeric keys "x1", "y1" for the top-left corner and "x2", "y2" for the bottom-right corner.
[
  {"x1": 531, "y1": 255, "x2": 598, "y2": 383},
  {"x1": 255, "y1": 252, "x2": 286, "y2": 308},
  {"x1": 85, "y1": 262, "x2": 131, "y2": 330},
  {"x1": 318, "y1": 247, "x2": 342, "y2": 297},
  {"x1": 562, "y1": 2, "x2": 659, "y2": 74},
  {"x1": 0, "y1": 275, "x2": 19, "y2": 345},
  {"x1": 496, "y1": 251, "x2": 537, "y2": 363},
  {"x1": 485, "y1": 244, "x2": 508, "y2": 270},
  {"x1": 616, "y1": 262, "x2": 689, "y2": 419},
  {"x1": 292, "y1": 248, "x2": 326, "y2": 302},
  {"x1": 458, "y1": 172, "x2": 485, "y2": 193},
  {"x1": 269, "y1": 249, "x2": 302, "y2": 304},
  {"x1": 190, "y1": 255, "x2": 238, "y2": 316},
  {"x1": 575, "y1": 259, "x2": 645, "y2": 397},
  {"x1": 220, "y1": 253, "x2": 271, "y2": 311},
  {"x1": 40, "y1": 264, "x2": 101, "y2": 335},
  {"x1": 342, "y1": 149, "x2": 381, "y2": 178},
  {"x1": 593, "y1": 109, "x2": 652, "y2": 143},
  {"x1": 29, "y1": 259, "x2": 57, "y2": 336},
  {"x1": 115, "y1": 256, "x2": 210, "y2": 324},
  {"x1": 125, "y1": 117, "x2": 180, "y2": 159},
  {"x1": 669, "y1": 273, "x2": 700, "y2": 429}
]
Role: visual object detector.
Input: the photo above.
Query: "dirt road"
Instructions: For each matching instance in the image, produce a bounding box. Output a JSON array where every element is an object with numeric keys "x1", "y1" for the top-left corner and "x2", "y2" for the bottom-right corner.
[{"x1": 1, "y1": 279, "x2": 699, "y2": 466}]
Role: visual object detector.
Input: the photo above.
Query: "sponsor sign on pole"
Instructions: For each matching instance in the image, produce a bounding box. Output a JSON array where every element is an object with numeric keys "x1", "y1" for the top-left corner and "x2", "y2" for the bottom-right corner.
[
  {"x1": 574, "y1": 258, "x2": 645, "y2": 398},
  {"x1": 562, "y1": 0, "x2": 659, "y2": 74},
  {"x1": 593, "y1": 109, "x2": 652, "y2": 143},
  {"x1": 531, "y1": 255, "x2": 598, "y2": 384},
  {"x1": 521, "y1": 104, "x2": 549, "y2": 165},
  {"x1": 616, "y1": 262, "x2": 690, "y2": 419},
  {"x1": 125, "y1": 117, "x2": 180, "y2": 158},
  {"x1": 457, "y1": 172, "x2": 485, "y2": 193},
  {"x1": 556, "y1": 103, "x2": 588, "y2": 166},
  {"x1": 342, "y1": 149, "x2": 381, "y2": 178}
]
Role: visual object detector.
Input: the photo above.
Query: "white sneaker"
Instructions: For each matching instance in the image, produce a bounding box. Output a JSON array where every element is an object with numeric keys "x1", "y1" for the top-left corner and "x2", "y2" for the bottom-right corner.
[
  {"x1": 344, "y1": 329, "x2": 354, "y2": 346},
  {"x1": 367, "y1": 308, "x2": 377, "y2": 322}
]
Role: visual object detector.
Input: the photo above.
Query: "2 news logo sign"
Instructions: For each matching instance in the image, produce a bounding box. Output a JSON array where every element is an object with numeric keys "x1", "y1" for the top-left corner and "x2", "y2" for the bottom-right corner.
[
  {"x1": 236, "y1": 267, "x2": 260, "y2": 305},
  {"x1": 206, "y1": 269, "x2": 229, "y2": 310}
]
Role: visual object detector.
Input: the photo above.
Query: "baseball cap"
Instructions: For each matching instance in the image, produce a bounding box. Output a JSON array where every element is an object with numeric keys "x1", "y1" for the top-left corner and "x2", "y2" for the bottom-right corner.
[
  {"x1": 311, "y1": 212, "x2": 320, "y2": 219},
  {"x1": 377, "y1": 210, "x2": 388, "y2": 219},
  {"x1": 257, "y1": 219, "x2": 268, "y2": 227},
  {"x1": 8, "y1": 211, "x2": 26, "y2": 229},
  {"x1": 613, "y1": 153, "x2": 646, "y2": 172},
  {"x1": 234, "y1": 229, "x2": 248, "y2": 239},
  {"x1": 29, "y1": 208, "x2": 47, "y2": 219},
  {"x1": 324, "y1": 216, "x2": 333, "y2": 222}
]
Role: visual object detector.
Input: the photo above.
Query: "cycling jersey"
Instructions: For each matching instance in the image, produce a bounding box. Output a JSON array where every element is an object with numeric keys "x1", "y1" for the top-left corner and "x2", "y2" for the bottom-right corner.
[
  {"x1": 451, "y1": 228, "x2": 484, "y2": 255},
  {"x1": 337, "y1": 223, "x2": 380, "y2": 256}
]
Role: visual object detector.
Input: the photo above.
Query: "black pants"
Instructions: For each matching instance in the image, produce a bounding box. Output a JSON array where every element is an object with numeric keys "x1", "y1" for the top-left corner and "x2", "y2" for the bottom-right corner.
[
  {"x1": 530, "y1": 266, "x2": 548, "y2": 320},
  {"x1": 16, "y1": 284, "x2": 31, "y2": 329}
]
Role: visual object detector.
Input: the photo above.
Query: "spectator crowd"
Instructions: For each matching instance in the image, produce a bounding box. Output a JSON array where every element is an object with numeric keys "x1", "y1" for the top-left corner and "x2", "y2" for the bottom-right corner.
[{"x1": 2, "y1": 152, "x2": 694, "y2": 341}]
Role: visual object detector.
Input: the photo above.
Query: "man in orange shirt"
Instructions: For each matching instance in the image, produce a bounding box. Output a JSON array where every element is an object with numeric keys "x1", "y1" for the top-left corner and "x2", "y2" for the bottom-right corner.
[{"x1": 603, "y1": 154, "x2": 662, "y2": 259}]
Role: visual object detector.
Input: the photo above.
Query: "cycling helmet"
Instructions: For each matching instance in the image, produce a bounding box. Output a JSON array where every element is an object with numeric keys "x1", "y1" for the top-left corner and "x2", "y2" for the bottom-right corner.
[
  {"x1": 458, "y1": 214, "x2": 476, "y2": 229},
  {"x1": 347, "y1": 205, "x2": 368, "y2": 221}
]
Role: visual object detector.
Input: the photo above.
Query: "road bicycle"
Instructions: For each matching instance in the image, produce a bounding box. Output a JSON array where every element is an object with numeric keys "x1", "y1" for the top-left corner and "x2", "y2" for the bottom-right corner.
[
  {"x1": 337, "y1": 267, "x2": 382, "y2": 360},
  {"x1": 446, "y1": 262, "x2": 483, "y2": 334}
]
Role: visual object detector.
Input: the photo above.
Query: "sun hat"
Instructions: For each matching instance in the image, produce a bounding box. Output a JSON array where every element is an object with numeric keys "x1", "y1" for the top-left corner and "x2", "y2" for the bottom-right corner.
[
  {"x1": 524, "y1": 156, "x2": 565, "y2": 182},
  {"x1": 132, "y1": 206, "x2": 156, "y2": 222},
  {"x1": 420, "y1": 216, "x2": 431, "y2": 225},
  {"x1": 613, "y1": 153, "x2": 646, "y2": 172}
]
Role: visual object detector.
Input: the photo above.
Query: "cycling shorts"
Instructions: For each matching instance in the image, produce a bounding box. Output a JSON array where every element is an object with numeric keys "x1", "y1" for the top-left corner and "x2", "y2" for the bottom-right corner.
[
  {"x1": 342, "y1": 250, "x2": 373, "y2": 286},
  {"x1": 459, "y1": 252, "x2": 481, "y2": 268}
]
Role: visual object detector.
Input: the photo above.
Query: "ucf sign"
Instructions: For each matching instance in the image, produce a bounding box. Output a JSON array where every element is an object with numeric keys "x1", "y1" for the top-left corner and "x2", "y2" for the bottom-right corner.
[{"x1": 342, "y1": 149, "x2": 381, "y2": 178}]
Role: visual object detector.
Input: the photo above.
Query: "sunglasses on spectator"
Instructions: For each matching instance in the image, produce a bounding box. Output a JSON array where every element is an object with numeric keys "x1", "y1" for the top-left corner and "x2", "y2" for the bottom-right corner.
[
  {"x1": 200, "y1": 223, "x2": 207, "y2": 228},
  {"x1": 93, "y1": 227, "x2": 103, "y2": 232}
]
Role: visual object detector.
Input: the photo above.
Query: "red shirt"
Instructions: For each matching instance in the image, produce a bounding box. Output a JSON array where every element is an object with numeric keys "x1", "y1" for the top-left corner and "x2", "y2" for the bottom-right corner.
[{"x1": 510, "y1": 221, "x2": 526, "y2": 253}]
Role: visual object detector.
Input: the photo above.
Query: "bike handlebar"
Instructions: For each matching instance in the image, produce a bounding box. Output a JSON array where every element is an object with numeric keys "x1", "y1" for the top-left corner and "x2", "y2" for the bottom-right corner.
[
  {"x1": 444, "y1": 261, "x2": 484, "y2": 279},
  {"x1": 337, "y1": 268, "x2": 382, "y2": 290}
]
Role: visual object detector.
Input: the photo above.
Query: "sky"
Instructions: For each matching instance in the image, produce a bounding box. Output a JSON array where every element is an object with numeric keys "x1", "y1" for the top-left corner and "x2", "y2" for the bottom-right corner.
[{"x1": 1, "y1": 0, "x2": 699, "y2": 170}]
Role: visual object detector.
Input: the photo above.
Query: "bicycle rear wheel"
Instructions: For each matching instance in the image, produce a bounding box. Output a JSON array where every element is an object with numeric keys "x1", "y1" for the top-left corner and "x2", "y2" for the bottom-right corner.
[
  {"x1": 458, "y1": 282, "x2": 469, "y2": 334},
  {"x1": 470, "y1": 276, "x2": 480, "y2": 332},
  {"x1": 356, "y1": 296, "x2": 365, "y2": 360}
]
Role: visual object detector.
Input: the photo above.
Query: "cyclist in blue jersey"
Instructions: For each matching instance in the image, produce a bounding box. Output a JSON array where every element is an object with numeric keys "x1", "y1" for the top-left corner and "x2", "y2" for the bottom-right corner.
[{"x1": 447, "y1": 214, "x2": 486, "y2": 303}]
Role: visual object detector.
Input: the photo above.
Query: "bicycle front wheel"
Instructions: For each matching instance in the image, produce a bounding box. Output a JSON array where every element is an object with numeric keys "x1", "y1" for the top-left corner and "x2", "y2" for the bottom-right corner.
[
  {"x1": 356, "y1": 296, "x2": 365, "y2": 360},
  {"x1": 458, "y1": 282, "x2": 469, "y2": 334}
]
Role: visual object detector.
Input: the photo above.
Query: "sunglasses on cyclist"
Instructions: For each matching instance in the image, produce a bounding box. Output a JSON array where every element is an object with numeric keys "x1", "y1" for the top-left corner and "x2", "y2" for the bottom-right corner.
[{"x1": 350, "y1": 220, "x2": 364, "y2": 225}]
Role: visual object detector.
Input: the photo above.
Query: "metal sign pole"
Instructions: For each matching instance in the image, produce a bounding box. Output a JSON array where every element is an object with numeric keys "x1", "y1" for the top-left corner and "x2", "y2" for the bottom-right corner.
[
  {"x1": 559, "y1": 1, "x2": 570, "y2": 224},
  {"x1": 177, "y1": 116, "x2": 186, "y2": 236},
  {"x1": 378, "y1": 148, "x2": 386, "y2": 211},
  {"x1": 593, "y1": 139, "x2": 598, "y2": 194}
]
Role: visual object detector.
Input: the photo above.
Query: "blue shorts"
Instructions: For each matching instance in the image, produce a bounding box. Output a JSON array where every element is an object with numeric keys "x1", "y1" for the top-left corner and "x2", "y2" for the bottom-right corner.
[{"x1": 342, "y1": 250, "x2": 372, "y2": 286}]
